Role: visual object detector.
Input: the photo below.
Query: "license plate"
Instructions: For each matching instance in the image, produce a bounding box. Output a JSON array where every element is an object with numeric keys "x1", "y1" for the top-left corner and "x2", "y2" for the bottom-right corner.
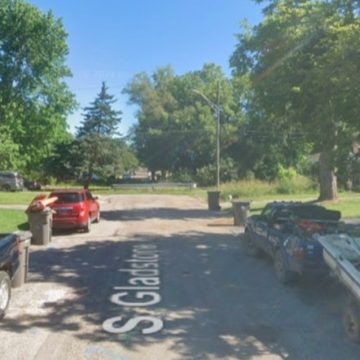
[{"x1": 56, "y1": 207, "x2": 72, "y2": 215}]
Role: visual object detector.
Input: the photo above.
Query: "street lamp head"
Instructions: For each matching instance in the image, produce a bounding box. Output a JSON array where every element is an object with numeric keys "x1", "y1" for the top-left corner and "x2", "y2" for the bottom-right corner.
[{"x1": 191, "y1": 88, "x2": 218, "y2": 112}]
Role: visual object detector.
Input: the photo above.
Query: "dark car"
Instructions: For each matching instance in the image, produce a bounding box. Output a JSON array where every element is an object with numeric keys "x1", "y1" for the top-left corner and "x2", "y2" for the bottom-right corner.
[
  {"x1": 24, "y1": 179, "x2": 41, "y2": 191},
  {"x1": 0, "y1": 233, "x2": 20, "y2": 319},
  {"x1": 243, "y1": 202, "x2": 341, "y2": 284},
  {"x1": 49, "y1": 189, "x2": 100, "y2": 232}
]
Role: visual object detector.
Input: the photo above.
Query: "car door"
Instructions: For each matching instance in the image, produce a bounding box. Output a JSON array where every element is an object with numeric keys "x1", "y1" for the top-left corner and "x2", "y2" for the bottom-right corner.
[
  {"x1": 267, "y1": 221, "x2": 284, "y2": 256},
  {"x1": 267, "y1": 208, "x2": 292, "y2": 257},
  {"x1": 254, "y1": 206, "x2": 272, "y2": 253}
]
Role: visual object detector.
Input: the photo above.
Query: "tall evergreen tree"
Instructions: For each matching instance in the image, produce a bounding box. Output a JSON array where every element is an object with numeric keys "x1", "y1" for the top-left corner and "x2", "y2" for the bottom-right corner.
[
  {"x1": 77, "y1": 82, "x2": 122, "y2": 137},
  {"x1": 76, "y1": 82, "x2": 122, "y2": 184}
]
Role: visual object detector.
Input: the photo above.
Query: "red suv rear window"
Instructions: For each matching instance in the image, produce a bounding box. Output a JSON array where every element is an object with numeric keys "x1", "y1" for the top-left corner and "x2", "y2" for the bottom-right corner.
[{"x1": 51, "y1": 192, "x2": 84, "y2": 204}]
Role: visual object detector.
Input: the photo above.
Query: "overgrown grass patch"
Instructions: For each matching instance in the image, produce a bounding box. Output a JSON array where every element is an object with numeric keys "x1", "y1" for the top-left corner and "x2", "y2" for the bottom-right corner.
[
  {"x1": 216, "y1": 176, "x2": 317, "y2": 201},
  {"x1": 0, "y1": 209, "x2": 28, "y2": 233}
]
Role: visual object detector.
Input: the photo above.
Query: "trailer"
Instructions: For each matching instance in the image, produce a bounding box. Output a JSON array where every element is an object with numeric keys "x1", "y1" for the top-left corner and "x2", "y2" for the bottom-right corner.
[{"x1": 317, "y1": 231, "x2": 360, "y2": 342}]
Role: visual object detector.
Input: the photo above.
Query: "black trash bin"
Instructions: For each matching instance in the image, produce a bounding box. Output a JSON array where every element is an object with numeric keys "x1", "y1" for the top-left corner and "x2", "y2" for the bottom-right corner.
[
  {"x1": 28, "y1": 208, "x2": 52, "y2": 245},
  {"x1": 12, "y1": 231, "x2": 32, "y2": 288},
  {"x1": 232, "y1": 201, "x2": 250, "y2": 226},
  {"x1": 207, "y1": 191, "x2": 221, "y2": 211}
]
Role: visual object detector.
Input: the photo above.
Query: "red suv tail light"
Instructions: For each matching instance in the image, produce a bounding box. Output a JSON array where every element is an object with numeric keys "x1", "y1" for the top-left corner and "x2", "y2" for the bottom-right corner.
[{"x1": 72, "y1": 203, "x2": 86, "y2": 216}]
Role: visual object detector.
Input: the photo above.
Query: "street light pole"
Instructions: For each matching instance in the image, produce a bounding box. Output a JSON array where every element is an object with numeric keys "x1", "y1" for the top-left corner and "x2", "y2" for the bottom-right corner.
[{"x1": 192, "y1": 82, "x2": 221, "y2": 188}]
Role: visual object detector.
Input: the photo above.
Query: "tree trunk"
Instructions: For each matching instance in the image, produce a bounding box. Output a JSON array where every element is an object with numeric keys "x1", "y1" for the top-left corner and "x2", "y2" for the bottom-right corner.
[
  {"x1": 318, "y1": 151, "x2": 337, "y2": 201},
  {"x1": 161, "y1": 169, "x2": 166, "y2": 180}
]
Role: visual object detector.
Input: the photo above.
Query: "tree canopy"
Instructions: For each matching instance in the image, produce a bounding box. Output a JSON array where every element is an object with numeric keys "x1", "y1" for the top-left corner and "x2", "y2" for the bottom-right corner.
[
  {"x1": 123, "y1": 64, "x2": 242, "y2": 184},
  {"x1": 230, "y1": 0, "x2": 360, "y2": 199},
  {"x1": 0, "y1": 0, "x2": 76, "y2": 173}
]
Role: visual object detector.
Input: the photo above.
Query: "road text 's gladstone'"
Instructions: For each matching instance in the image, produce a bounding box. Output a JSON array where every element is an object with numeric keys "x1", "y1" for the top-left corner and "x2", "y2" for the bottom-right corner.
[{"x1": 103, "y1": 244, "x2": 163, "y2": 335}]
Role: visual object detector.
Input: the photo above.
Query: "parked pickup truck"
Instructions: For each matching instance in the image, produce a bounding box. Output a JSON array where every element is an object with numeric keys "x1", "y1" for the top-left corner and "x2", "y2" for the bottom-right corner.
[
  {"x1": 243, "y1": 202, "x2": 341, "y2": 284},
  {"x1": 0, "y1": 233, "x2": 20, "y2": 319}
]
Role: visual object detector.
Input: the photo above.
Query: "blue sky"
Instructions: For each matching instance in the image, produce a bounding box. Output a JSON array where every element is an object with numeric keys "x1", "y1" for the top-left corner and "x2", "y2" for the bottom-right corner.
[{"x1": 29, "y1": 0, "x2": 263, "y2": 135}]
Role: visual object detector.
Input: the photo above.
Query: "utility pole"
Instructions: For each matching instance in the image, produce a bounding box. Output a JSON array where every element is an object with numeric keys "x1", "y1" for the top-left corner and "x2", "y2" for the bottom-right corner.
[
  {"x1": 191, "y1": 82, "x2": 221, "y2": 188},
  {"x1": 216, "y1": 81, "x2": 220, "y2": 189}
]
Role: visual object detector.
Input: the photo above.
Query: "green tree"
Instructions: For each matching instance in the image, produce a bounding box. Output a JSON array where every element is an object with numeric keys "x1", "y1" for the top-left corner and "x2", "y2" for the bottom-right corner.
[
  {"x1": 124, "y1": 64, "x2": 241, "y2": 184},
  {"x1": 230, "y1": 0, "x2": 360, "y2": 200},
  {"x1": 0, "y1": 126, "x2": 21, "y2": 170},
  {"x1": 78, "y1": 82, "x2": 121, "y2": 137},
  {"x1": 124, "y1": 67, "x2": 178, "y2": 179},
  {"x1": 42, "y1": 139, "x2": 82, "y2": 182},
  {"x1": 77, "y1": 82, "x2": 122, "y2": 184},
  {"x1": 0, "y1": 0, "x2": 76, "y2": 173}
]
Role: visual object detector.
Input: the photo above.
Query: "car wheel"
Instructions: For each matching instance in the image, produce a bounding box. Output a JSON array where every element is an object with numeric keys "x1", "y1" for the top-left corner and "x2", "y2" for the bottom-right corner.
[
  {"x1": 243, "y1": 230, "x2": 261, "y2": 257},
  {"x1": 0, "y1": 272, "x2": 11, "y2": 320},
  {"x1": 274, "y1": 249, "x2": 295, "y2": 284},
  {"x1": 94, "y1": 210, "x2": 100, "y2": 223},
  {"x1": 84, "y1": 215, "x2": 91, "y2": 233},
  {"x1": 343, "y1": 296, "x2": 360, "y2": 342}
]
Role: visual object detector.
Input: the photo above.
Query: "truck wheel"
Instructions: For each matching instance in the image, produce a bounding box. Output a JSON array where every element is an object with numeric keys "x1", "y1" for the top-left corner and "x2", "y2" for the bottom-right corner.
[
  {"x1": 0, "y1": 271, "x2": 11, "y2": 320},
  {"x1": 243, "y1": 231, "x2": 261, "y2": 257},
  {"x1": 274, "y1": 250, "x2": 295, "y2": 284},
  {"x1": 343, "y1": 296, "x2": 360, "y2": 343}
]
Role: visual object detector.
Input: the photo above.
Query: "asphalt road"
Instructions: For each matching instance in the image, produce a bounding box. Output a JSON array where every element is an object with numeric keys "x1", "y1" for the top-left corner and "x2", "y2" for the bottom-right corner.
[{"x1": 0, "y1": 195, "x2": 359, "y2": 360}]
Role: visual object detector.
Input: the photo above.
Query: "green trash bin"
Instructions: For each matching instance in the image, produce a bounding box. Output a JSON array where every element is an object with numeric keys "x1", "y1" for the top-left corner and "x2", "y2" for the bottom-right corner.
[
  {"x1": 207, "y1": 191, "x2": 221, "y2": 211},
  {"x1": 232, "y1": 201, "x2": 250, "y2": 226},
  {"x1": 12, "y1": 231, "x2": 32, "y2": 288},
  {"x1": 28, "y1": 208, "x2": 52, "y2": 245}
]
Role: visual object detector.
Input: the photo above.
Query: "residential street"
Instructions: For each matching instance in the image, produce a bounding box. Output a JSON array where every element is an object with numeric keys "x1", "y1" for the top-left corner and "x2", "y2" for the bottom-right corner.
[{"x1": 0, "y1": 195, "x2": 359, "y2": 360}]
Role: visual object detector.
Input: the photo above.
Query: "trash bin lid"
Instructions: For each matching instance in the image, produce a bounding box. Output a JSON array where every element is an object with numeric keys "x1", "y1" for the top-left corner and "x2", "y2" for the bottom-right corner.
[{"x1": 14, "y1": 231, "x2": 33, "y2": 242}]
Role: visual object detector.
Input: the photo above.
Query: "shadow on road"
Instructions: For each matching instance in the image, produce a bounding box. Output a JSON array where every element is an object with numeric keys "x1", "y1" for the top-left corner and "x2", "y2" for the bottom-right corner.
[
  {"x1": 2, "y1": 231, "x2": 358, "y2": 359},
  {"x1": 101, "y1": 207, "x2": 230, "y2": 222}
]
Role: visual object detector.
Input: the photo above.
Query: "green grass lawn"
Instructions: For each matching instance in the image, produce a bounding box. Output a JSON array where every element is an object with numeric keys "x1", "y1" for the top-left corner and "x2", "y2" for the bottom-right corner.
[
  {"x1": 247, "y1": 195, "x2": 360, "y2": 219},
  {"x1": 322, "y1": 199, "x2": 360, "y2": 219},
  {"x1": 0, "y1": 191, "x2": 45, "y2": 205},
  {"x1": 0, "y1": 209, "x2": 28, "y2": 233},
  {"x1": 0, "y1": 187, "x2": 206, "y2": 206}
]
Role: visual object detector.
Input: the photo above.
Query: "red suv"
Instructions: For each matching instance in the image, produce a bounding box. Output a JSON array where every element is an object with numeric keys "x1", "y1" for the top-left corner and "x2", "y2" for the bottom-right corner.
[{"x1": 49, "y1": 189, "x2": 100, "y2": 232}]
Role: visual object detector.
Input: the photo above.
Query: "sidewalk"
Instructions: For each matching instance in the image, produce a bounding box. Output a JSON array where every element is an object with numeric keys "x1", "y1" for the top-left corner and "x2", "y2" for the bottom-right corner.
[{"x1": 0, "y1": 204, "x2": 27, "y2": 210}]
